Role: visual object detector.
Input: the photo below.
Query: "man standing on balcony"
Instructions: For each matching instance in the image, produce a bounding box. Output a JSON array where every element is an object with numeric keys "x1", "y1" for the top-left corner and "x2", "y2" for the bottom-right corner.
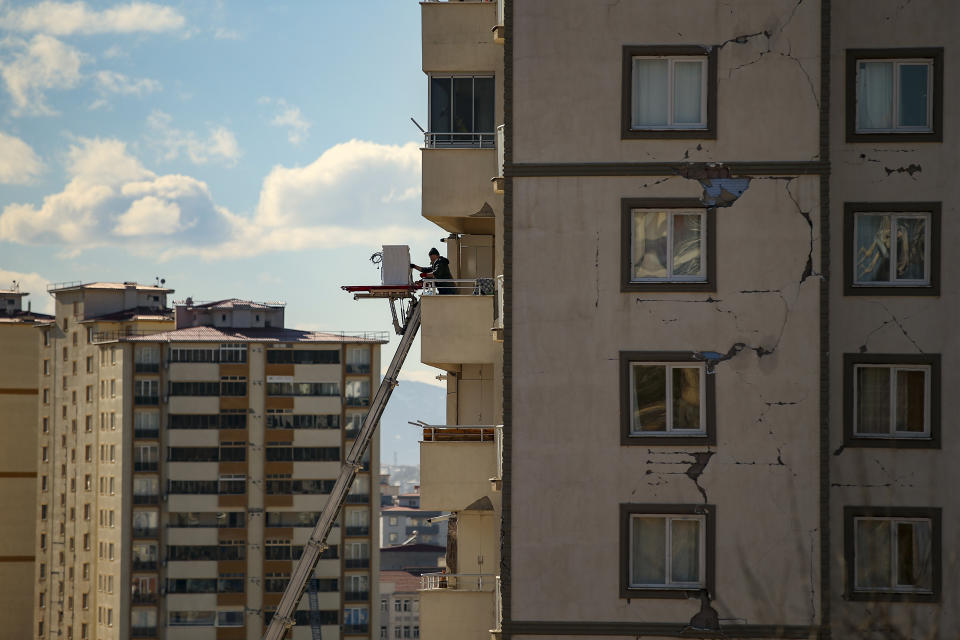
[{"x1": 411, "y1": 248, "x2": 454, "y2": 295}]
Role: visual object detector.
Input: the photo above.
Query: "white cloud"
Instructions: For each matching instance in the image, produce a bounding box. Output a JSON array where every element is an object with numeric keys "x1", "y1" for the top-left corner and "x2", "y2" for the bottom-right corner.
[
  {"x1": 95, "y1": 70, "x2": 160, "y2": 95},
  {"x1": 0, "y1": 137, "x2": 431, "y2": 261},
  {"x1": 0, "y1": 1, "x2": 185, "y2": 35},
  {"x1": 0, "y1": 268, "x2": 54, "y2": 313},
  {"x1": 1, "y1": 34, "x2": 84, "y2": 115},
  {"x1": 0, "y1": 131, "x2": 44, "y2": 183},
  {"x1": 114, "y1": 196, "x2": 182, "y2": 236},
  {"x1": 0, "y1": 137, "x2": 228, "y2": 248},
  {"x1": 146, "y1": 110, "x2": 241, "y2": 166},
  {"x1": 102, "y1": 44, "x2": 125, "y2": 59},
  {"x1": 262, "y1": 97, "x2": 311, "y2": 145},
  {"x1": 212, "y1": 27, "x2": 240, "y2": 40}
]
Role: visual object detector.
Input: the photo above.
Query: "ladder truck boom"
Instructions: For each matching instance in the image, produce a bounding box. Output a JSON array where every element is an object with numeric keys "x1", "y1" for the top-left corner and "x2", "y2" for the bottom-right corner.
[{"x1": 262, "y1": 299, "x2": 421, "y2": 640}]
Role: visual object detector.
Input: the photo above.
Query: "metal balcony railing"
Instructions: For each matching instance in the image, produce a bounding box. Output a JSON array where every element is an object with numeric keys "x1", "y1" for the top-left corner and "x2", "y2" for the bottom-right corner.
[
  {"x1": 134, "y1": 427, "x2": 159, "y2": 439},
  {"x1": 134, "y1": 396, "x2": 160, "y2": 406},
  {"x1": 345, "y1": 558, "x2": 370, "y2": 569},
  {"x1": 130, "y1": 627, "x2": 157, "y2": 637},
  {"x1": 132, "y1": 527, "x2": 159, "y2": 538},
  {"x1": 135, "y1": 362, "x2": 160, "y2": 373},
  {"x1": 132, "y1": 559, "x2": 158, "y2": 571},
  {"x1": 131, "y1": 592, "x2": 158, "y2": 604},
  {"x1": 415, "y1": 422, "x2": 501, "y2": 443},
  {"x1": 421, "y1": 278, "x2": 496, "y2": 296},
  {"x1": 343, "y1": 624, "x2": 369, "y2": 634},
  {"x1": 344, "y1": 590, "x2": 369, "y2": 602},
  {"x1": 133, "y1": 494, "x2": 159, "y2": 505},
  {"x1": 421, "y1": 573, "x2": 498, "y2": 592},
  {"x1": 345, "y1": 525, "x2": 370, "y2": 536},
  {"x1": 134, "y1": 461, "x2": 158, "y2": 472},
  {"x1": 424, "y1": 132, "x2": 495, "y2": 149},
  {"x1": 346, "y1": 494, "x2": 369, "y2": 504}
]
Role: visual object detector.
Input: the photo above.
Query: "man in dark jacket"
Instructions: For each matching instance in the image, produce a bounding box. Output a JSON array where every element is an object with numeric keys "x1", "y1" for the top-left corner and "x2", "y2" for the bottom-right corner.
[{"x1": 411, "y1": 248, "x2": 454, "y2": 294}]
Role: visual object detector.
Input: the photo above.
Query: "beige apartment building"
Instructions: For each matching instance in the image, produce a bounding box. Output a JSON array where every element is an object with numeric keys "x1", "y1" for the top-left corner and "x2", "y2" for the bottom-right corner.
[
  {"x1": 0, "y1": 288, "x2": 52, "y2": 639},
  {"x1": 33, "y1": 283, "x2": 383, "y2": 640},
  {"x1": 418, "y1": 0, "x2": 957, "y2": 639}
]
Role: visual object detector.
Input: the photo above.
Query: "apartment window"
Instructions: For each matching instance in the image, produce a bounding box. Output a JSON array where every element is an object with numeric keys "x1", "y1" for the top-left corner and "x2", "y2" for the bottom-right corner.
[
  {"x1": 84, "y1": 415, "x2": 92, "y2": 432},
  {"x1": 62, "y1": 375, "x2": 68, "y2": 390},
  {"x1": 83, "y1": 533, "x2": 90, "y2": 550},
  {"x1": 43, "y1": 359, "x2": 49, "y2": 375},
  {"x1": 83, "y1": 503, "x2": 90, "y2": 519},
  {"x1": 622, "y1": 45, "x2": 716, "y2": 139},
  {"x1": 85, "y1": 356, "x2": 93, "y2": 373},
  {"x1": 427, "y1": 74, "x2": 495, "y2": 148},
  {"x1": 845, "y1": 507, "x2": 940, "y2": 601},
  {"x1": 85, "y1": 386, "x2": 92, "y2": 402},
  {"x1": 63, "y1": 346, "x2": 68, "y2": 361},
  {"x1": 621, "y1": 199, "x2": 714, "y2": 291},
  {"x1": 84, "y1": 474, "x2": 91, "y2": 491},
  {"x1": 109, "y1": 379, "x2": 115, "y2": 397},
  {"x1": 110, "y1": 412, "x2": 116, "y2": 430},
  {"x1": 843, "y1": 202, "x2": 940, "y2": 296},
  {"x1": 43, "y1": 331, "x2": 50, "y2": 346},
  {"x1": 846, "y1": 48, "x2": 943, "y2": 142},
  {"x1": 41, "y1": 504, "x2": 47, "y2": 519},
  {"x1": 42, "y1": 417, "x2": 49, "y2": 432},
  {"x1": 84, "y1": 445, "x2": 92, "y2": 462},
  {"x1": 620, "y1": 503, "x2": 715, "y2": 598},
  {"x1": 620, "y1": 352, "x2": 714, "y2": 445},
  {"x1": 110, "y1": 347, "x2": 116, "y2": 365},
  {"x1": 87, "y1": 327, "x2": 93, "y2": 343},
  {"x1": 843, "y1": 354, "x2": 940, "y2": 448}
]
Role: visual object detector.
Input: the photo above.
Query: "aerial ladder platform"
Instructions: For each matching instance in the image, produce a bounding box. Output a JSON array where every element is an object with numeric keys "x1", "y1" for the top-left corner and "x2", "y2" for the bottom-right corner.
[{"x1": 262, "y1": 246, "x2": 420, "y2": 640}]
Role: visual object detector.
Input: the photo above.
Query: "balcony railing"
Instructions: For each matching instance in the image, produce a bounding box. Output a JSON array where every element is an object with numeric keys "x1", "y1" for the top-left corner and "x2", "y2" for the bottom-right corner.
[
  {"x1": 134, "y1": 427, "x2": 159, "y2": 439},
  {"x1": 131, "y1": 627, "x2": 158, "y2": 638},
  {"x1": 345, "y1": 364, "x2": 371, "y2": 374},
  {"x1": 135, "y1": 363, "x2": 160, "y2": 373},
  {"x1": 495, "y1": 274, "x2": 504, "y2": 329},
  {"x1": 421, "y1": 278, "x2": 495, "y2": 296},
  {"x1": 346, "y1": 494, "x2": 369, "y2": 504},
  {"x1": 134, "y1": 396, "x2": 159, "y2": 406},
  {"x1": 421, "y1": 572, "x2": 498, "y2": 592},
  {"x1": 345, "y1": 525, "x2": 370, "y2": 536},
  {"x1": 345, "y1": 396, "x2": 370, "y2": 408},
  {"x1": 134, "y1": 461, "x2": 158, "y2": 472},
  {"x1": 416, "y1": 422, "x2": 500, "y2": 443},
  {"x1": 424, "y1": 132, "x2": 495, "y2": 149},
  {"x1": 345, "y1": 558, "x2": 370, "y2": 569},
  {"x1": 133, "y1": 494, "x2": 159, "y2": 505},
  {"x1": 133, "y1": 527, "x2": 159, "y2": 538},
  {"x1": 132, "y1": 559, "x2": 158, "y2": 571},
  {"x1": 131, "y1": 592, "x2": 158, "y2": 604},
  {"x1": 344, "y1": 590, "x2": 369, "y2": 602},
  {"x1": 343, "y1": 624, "x2": 369, "y2": 634}
]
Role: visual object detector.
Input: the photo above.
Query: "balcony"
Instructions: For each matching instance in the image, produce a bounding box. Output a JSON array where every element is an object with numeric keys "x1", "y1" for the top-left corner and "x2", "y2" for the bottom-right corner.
[
  {"x1": 134, "y1": 396, "x2": 159, "y2": 406},
  {"x1": 345, "y1": 525, "x2": 370, "y2": 536},
  {"x1": 422, "y1": 147, "x2": 499, "y2": 235},
  {"x1": 135, "y1": 362, "x2": 160, "y2": 373},
  {"x1": 343, "y1": 624, "x2": 369, "y2": 634},
  {"x1": 345, "y1": 364, "x2": 371, "y2": 374},
  {"x1": 133, "y1": 494, "x2": 159, "y2": 505},
  {"x1": 344, "y1": 590, "x2": 369, "y2": 602},
  {"x1": 134, "y1": 427, "x2": 159, "y2": 439},
  {"x1": 131, "y1": 627, "x2": 158, "y2": 638},
  {"x1": 133, "y1": 527, "x2": 159, "y2": 538},
  {"x1": 346, "y1": 494, "x2": 369, "y2": 505},
  {"x1": 132, "y1": 559, "x2": 158, "y2": 571},
  {"x1": 419, "y1": 285, "x2": 498, "y2": 368},
  {"x1": 345, "y1": 558, "x2": 370, "y2": 569},
  {"x1": 131, "y1": 592, "x2": 158, "y2": 604},
  {"x1": 420, "y1": 426, "x2": 500, "y2": 511},
  {"x1": 134, "y1": 461, "x2": 158, "y2": 472},
  {"x1": 420, "y1": 574, "x2": 498, "y2": 640},
  {"x1": 422, "y1": 0, "x2": 499, "y2": 73}
]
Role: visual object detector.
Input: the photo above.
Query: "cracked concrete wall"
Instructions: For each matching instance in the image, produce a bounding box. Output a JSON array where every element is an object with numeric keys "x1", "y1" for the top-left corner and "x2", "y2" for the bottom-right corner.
[
  {"x1": 510, "y1": 171, "x2": 823, "y2": 628},
  {"x1": 513, "y1": 0, "x2": 822, "y2": 163},
  {"x1": 829, "y1": 1, "x2": 959, "y2": 637}
]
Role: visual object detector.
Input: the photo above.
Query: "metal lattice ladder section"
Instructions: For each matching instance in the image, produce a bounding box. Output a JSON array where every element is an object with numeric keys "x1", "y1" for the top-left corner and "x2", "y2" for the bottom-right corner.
[
  {"x1": 307, "y1": 578, "x2": 323, "y2": 640},
  {"x1": 262, "y1": 300, "x2": 421, "y2": 640}
]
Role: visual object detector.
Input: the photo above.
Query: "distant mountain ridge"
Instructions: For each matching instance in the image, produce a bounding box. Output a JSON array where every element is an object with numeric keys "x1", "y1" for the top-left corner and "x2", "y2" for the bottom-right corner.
[{"x1": 377, "y1": 380, "x2": 445, "y2": 467}]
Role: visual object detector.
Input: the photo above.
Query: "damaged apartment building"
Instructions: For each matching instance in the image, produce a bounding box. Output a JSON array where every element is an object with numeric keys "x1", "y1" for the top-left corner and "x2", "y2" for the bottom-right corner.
[{"x1": 417, "y1": 0, "x2": 956, "y2": 639}]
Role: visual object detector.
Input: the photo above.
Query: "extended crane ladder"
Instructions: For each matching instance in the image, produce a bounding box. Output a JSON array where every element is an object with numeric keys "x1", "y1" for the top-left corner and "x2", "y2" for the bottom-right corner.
[
  {"x1": 307, "y1": 579, "x2": 322, "y2": 640},
  {"x1": 262, "y1": 299, "x2": 421, "y2": 640}
]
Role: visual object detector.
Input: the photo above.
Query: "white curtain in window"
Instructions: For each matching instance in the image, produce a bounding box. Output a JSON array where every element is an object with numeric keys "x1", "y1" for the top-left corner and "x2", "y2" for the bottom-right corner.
[
  {"x1": 633, "y1": 59, "x2": 668, "y2": 126},
  {"x1": 856, "y1": 519, "x2": 891, "y2": 588},
  {"x1": 858, "y1": 62, "x2": 893, "y2": 129},
  {"x1": 673, "y1": 61, "x2": 703, "y2": 124},
  {"x1": 631, "y1": 517, "x2": 666, "y2": 584}
]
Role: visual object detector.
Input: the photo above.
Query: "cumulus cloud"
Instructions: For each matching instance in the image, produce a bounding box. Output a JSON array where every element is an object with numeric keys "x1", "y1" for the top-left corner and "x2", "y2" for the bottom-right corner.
[
  {"x1": 0, "y1": 137, "x2": 229, "y2": 248},
  {"x1": 0, "y1": 131, "x2": 44, "y2": 183},
  {"x1": 1, "y1": 34, "x2": 85, "y2": 115},
  {"x1": 0, "y1": 138, "x2": 432, "y2": 261},
  {"x1": 146, "y1": 110, "x2": 241, "y2": 166},
  {"x1": 261, "y1": 98, "x2": 311, "y2": 145},
  {"x1": 89, "y1": 70, "x2": 161, "y2": 109},
  {"x1": 0, "y1": 268, "x2": 54, "y2": 313},
  {"x1": 0, "y1": 1, "x2": 185, "y2": 35}
]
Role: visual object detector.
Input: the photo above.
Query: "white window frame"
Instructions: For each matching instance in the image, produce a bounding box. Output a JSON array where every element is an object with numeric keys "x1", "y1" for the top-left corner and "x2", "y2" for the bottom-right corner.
[
  {"x1": 853, "y1": 364, "x2": 931, "y2": 438},
  {"x1": 628, "y1": 514, "x2": 706, "y2": 589},
  {"x1": 631, "y1": 209, "x2": 707, "y2": 282},
  {"x1": 854, "y1": 517, "x2": 933, "y2": 593},
  {"x1": 631, "y1": 56, "x2": 708, "y2": 130},
  {"x1": 629, "y1": 362, "x2": 706, "y2": 435},
  {"x1": 855, "y1": 59, "x2": 934, "y2": 133},
  {"x1": 853, "y1": 212, "x2": 931, "y2": 286}
]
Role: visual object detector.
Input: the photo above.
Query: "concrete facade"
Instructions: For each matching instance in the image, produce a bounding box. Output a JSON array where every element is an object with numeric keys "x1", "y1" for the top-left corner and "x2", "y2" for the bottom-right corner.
[
  {"x1": 497, "y1": 1, "x2": 957, "y2": 639},
  {"x1": 0, "y1": 289, "x2": 52, "y2": 640},
  {"x1": 32, "y1": 285, "x2": 383, "y2": 640}
]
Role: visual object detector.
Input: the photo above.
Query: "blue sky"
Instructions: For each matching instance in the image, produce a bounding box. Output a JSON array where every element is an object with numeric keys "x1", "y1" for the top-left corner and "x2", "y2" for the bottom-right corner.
[{"x1": 0, "y1": 0, "x2": 445, "y2": 387}]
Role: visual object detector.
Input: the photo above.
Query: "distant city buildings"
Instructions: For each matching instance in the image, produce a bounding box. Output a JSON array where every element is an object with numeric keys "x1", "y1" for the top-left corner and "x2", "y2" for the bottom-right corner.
[
  {"x1": 380, "y1": 492, "x2": 446, "y2": 548},
  {"x1": 32, "y1": 282, "x2": 384, "y2": 640}
]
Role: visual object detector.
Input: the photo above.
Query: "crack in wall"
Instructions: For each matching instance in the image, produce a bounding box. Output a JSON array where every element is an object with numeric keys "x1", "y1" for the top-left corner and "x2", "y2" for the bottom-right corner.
[{"x1": 860, "y1": 302, "x2": 923, "y2": 353}]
